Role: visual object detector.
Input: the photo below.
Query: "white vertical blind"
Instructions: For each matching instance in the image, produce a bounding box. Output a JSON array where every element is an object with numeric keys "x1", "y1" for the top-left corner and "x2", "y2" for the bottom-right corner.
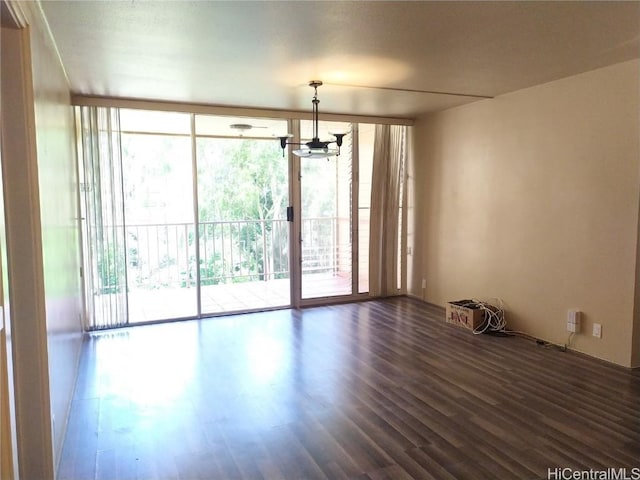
[{"x1": 79, "y1": 106, "x2": 129, "y2": 329}]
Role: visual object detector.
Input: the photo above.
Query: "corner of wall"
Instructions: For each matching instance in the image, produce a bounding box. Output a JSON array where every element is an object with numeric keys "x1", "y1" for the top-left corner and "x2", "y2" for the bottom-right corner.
[
  {"x1": 632, "y1": 195, "x2": 640, "y2": 368},
  {"x1": 407, "y1": 118, "x2": 425, "y2": 299}
]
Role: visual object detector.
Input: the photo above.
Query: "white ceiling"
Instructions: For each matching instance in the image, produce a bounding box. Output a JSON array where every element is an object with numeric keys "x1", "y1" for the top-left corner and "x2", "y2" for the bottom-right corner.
[{"x1": 40, "y1": 1, "x2": 640, "y2": 119}]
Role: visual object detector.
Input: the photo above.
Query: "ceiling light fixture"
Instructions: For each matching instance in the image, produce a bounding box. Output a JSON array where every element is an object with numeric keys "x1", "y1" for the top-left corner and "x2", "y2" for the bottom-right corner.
[{"x1": 278, "y1": 80, "x2": 347, "y2": 159}]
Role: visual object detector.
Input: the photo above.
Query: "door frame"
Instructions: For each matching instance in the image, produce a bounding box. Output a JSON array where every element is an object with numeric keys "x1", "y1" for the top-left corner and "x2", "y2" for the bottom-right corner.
[{"x1": 1, "y1": 1, "x2": 56, "y2": 477}]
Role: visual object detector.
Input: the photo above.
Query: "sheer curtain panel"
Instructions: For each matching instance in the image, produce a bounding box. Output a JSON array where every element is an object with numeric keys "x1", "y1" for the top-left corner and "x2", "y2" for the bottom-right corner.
[
  {"x1": 368, "y1": 124, "x2": 406, "y2": 297},
  {"x1": 78, "y1": 106, "x2": 128, "y2": 329}
]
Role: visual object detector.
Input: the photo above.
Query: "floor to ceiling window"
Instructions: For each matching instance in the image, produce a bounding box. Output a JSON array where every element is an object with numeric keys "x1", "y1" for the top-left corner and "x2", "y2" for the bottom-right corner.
[
  {"x1": 77, "y1": 105, "x2": 408, "y2": 329},
  {"x1": 358, "y1": 124, "x2": 375, "y2": 294},
  {"x1": 120, "y1": 109, "x2": 197, "y2": 323}
]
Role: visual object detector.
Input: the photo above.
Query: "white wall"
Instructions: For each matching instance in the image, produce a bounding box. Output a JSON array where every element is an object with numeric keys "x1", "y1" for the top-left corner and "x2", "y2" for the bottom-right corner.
[
  {"x1": 28, "y1": 2, "x2": 84, "y2": 467},
  {"x1": 410, "y1": 60, "x2": 640, "y2": 367},
  {"x1": 1, "y1": 1, "x2": 83, "y2": 477}
]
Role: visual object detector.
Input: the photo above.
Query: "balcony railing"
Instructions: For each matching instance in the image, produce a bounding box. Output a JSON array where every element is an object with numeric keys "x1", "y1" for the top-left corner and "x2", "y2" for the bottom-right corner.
[{"x1": 95, "y1": 217, "x2": 350, "y2": 294}]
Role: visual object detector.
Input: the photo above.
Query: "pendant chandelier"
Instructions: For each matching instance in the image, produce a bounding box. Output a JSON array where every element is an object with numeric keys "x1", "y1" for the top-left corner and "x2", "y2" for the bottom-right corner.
[{"x1": 278, "y1": 80, "x2": 347, "y2": 159}]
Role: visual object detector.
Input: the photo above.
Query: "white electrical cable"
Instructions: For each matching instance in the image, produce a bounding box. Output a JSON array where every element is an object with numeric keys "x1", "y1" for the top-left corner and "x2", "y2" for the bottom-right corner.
[
  {"x1": 457, "y1": 298, "x2": 506, "y2": 335},
  {"x1": 457, "y1": 298, "x2": 564, "y2": 348}
]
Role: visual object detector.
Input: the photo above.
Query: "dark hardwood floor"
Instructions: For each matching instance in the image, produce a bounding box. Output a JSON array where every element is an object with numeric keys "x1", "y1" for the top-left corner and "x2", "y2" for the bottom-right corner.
[{"x1": 58, "y1": 297, "x2": 640, "y2": 480}]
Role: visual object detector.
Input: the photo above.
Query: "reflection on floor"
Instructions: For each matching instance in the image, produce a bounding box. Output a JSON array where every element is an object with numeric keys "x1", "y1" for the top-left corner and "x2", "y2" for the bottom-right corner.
[{"x1": 58, "y1": 297, "x2": 640, "y2": 480}]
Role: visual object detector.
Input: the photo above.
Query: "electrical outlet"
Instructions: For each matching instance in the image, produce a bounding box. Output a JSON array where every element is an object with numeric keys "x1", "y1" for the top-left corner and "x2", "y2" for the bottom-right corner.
[
  {"x1": 421, "y1": 279, "x2": 426, "y2": 289},
  {"x1": 593, "y1": 323, "x2": 602, "y2": 338}
]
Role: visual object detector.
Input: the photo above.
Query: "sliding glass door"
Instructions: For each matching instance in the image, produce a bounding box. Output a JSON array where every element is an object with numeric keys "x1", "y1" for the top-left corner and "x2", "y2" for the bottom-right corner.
[
  {"x1": 119, "y1": 112, "x2": 292, "y2": 322},
  {"x1": 195, "y1": 116, "x2": 290, "y2": 314},
  {"x1": 78, "y1": 106, "x2": 407, "y2": 329}
]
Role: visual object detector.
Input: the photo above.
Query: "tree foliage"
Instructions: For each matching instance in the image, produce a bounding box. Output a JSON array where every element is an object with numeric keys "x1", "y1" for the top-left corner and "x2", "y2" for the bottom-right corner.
[
  {"x1": 117, "y1": 131, "x2": 340, "y2": 289},
  {"x1": 197, "y1": 138, "x2": 290, "y2": 283}
]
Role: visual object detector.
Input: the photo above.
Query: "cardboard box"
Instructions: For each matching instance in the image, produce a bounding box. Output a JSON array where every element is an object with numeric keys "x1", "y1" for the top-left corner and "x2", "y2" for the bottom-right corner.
[{"x1": 446, "y1": 300, "x2": 485, "y2": 330}]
